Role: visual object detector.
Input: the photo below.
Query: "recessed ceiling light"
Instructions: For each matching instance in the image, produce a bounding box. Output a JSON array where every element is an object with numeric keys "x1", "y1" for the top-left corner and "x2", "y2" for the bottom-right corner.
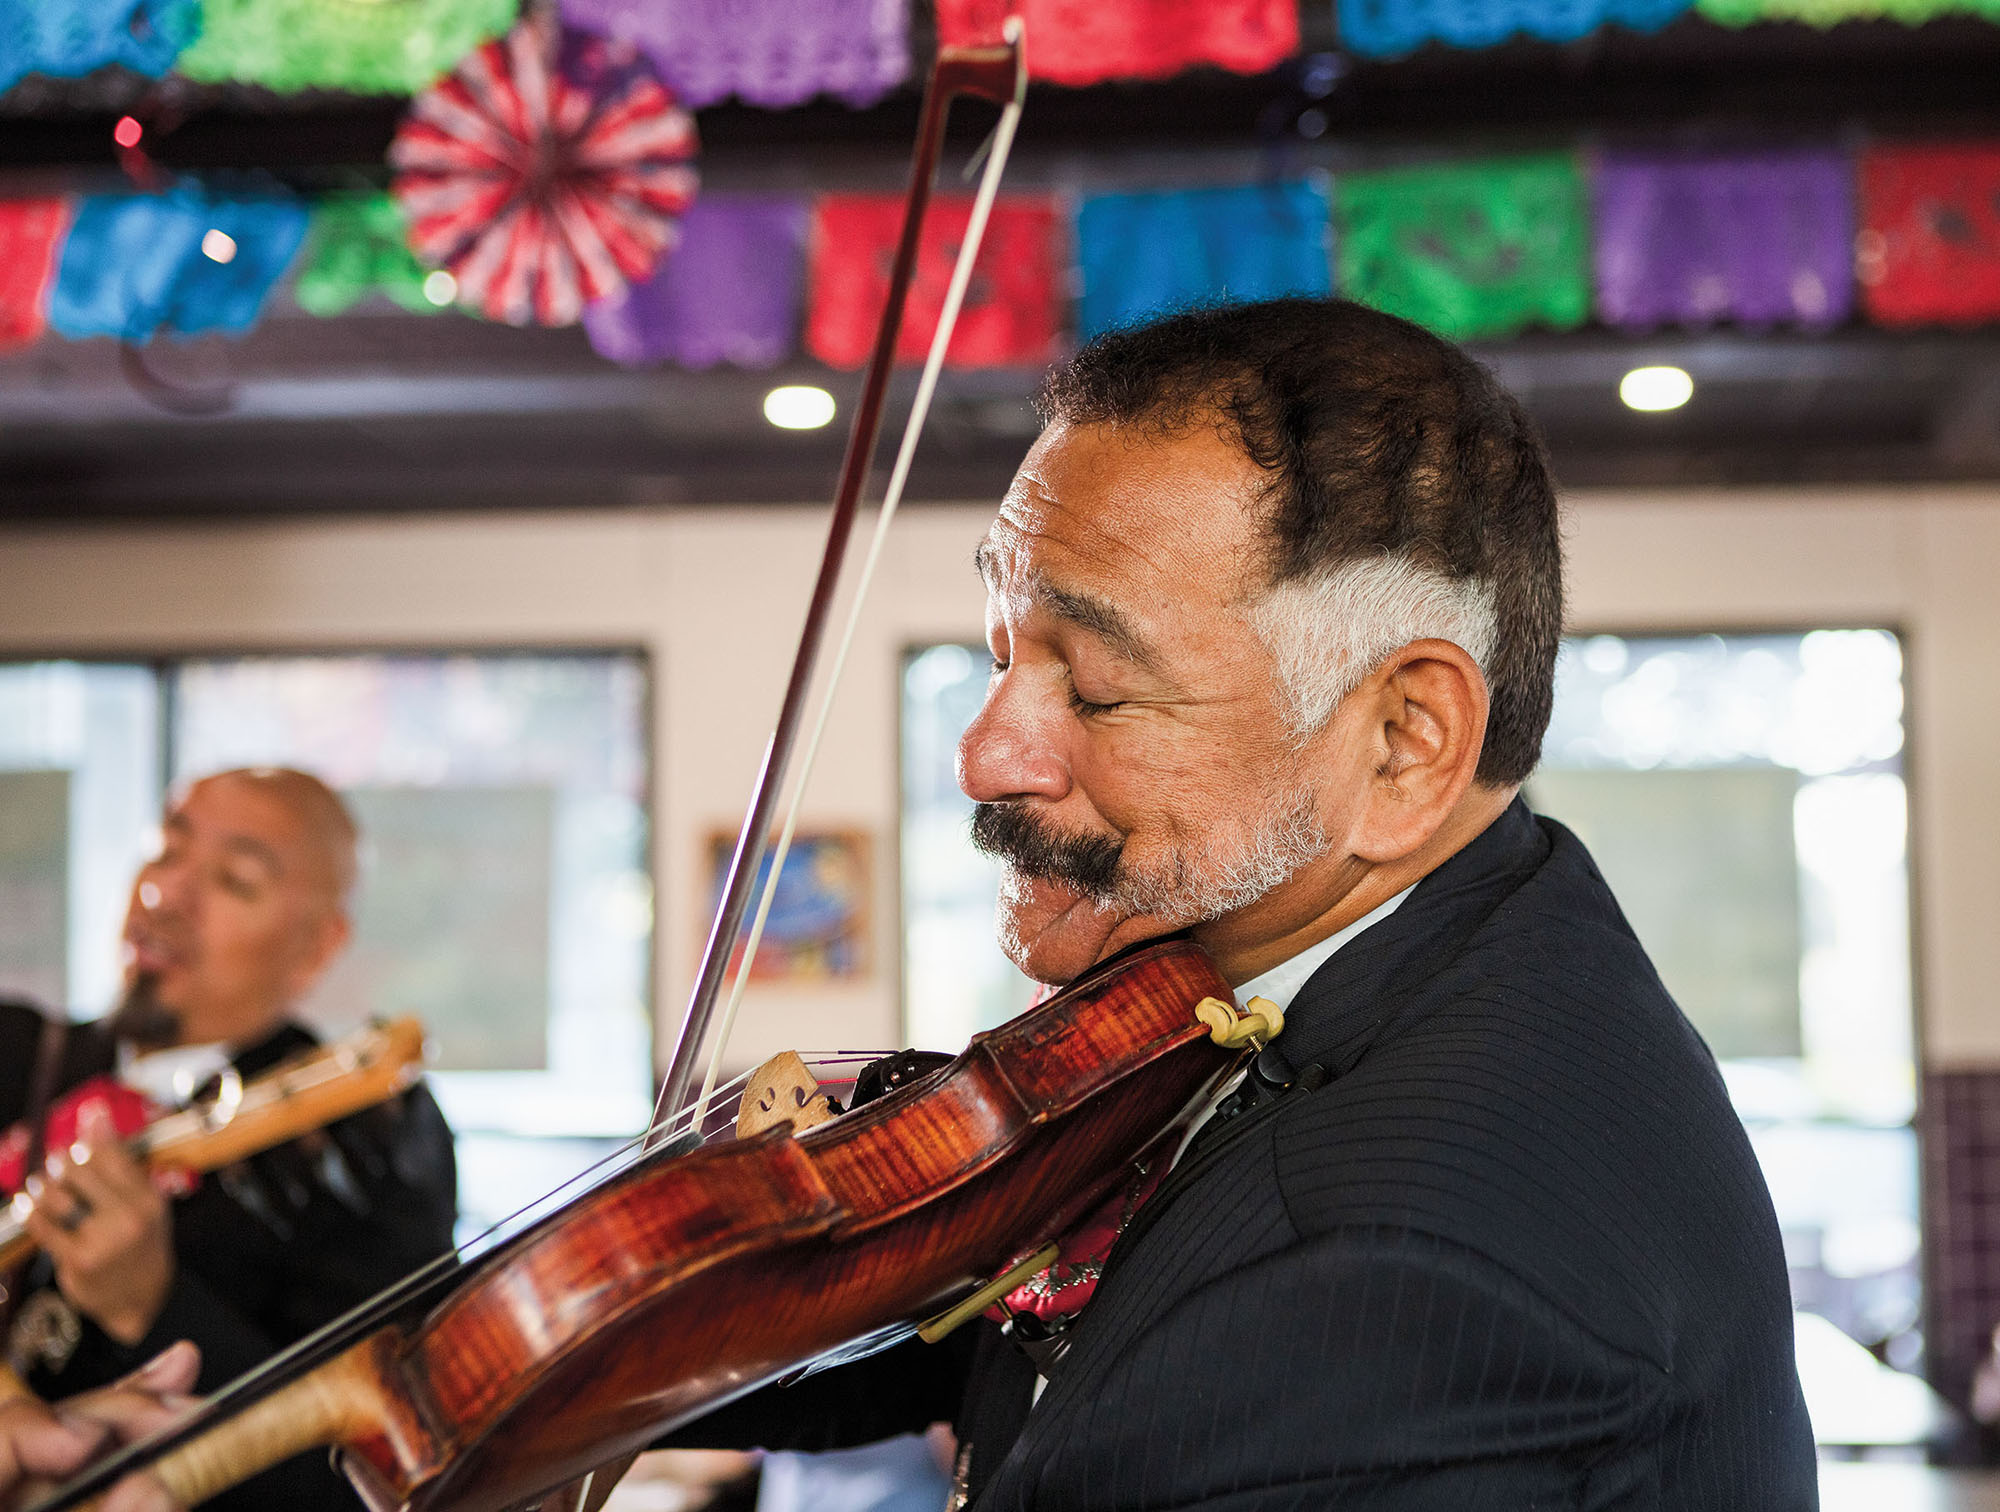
[
  {"x1": 1619, "y1": 365, "x2": 1693, "y2": 412},
  {"x1": 200, "y1": 229, "x2": 238, "y2": 265},
  {"x1": 764, "y1": 385, "x2": 836, "y2": 430}
]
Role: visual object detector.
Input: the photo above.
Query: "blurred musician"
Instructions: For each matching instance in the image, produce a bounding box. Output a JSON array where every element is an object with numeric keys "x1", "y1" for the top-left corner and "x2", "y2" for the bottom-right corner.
[{"x1": 1, "y1": 769, "x2": 456, "y2": 1512}]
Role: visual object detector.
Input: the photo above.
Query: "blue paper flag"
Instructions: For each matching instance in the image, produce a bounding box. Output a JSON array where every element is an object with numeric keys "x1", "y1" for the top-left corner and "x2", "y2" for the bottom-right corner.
[
  {"x1": 50, "y1": 188, "x2": 310, "y2": 341},
  {"x1": 1075, "y1": 181, "x2": 1332, "y2": 340},
  {"x1": 1335, "y1": 0, "x2": 1694, "y2": 58},
  {"x1": 0, "y1": 0, "x2": 199, "y2": 92}
]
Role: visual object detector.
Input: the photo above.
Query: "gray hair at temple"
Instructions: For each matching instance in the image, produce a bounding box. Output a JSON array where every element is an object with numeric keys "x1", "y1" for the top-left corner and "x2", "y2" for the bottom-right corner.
[{"x1": 1249, "y1": 554, "x2": 1500, "y2": 744}]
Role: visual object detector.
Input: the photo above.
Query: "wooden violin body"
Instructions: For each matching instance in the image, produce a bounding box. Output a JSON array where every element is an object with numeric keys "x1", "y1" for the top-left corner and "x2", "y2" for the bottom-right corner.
[{"x1": 154, "y1": 940, "x2": 1238, "y2": 1512}]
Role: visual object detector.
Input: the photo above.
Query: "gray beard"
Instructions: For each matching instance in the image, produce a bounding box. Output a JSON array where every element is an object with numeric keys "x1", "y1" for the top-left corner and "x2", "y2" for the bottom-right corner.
[
  {"x1": 108, "y1": 971, "x2": 183, "y2": 1051},
  {"x1": 1103, "y1": 781, "x2": 1331, "y2": 928}
]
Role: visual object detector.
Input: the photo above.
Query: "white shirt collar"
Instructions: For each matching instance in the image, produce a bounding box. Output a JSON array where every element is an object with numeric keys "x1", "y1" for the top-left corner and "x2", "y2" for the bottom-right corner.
[
  {"x1": 1232, "y1": 884, "x2": 1416, "y2": 1015},
  {"x1": 117, "y1": 1041, "x2": 233, "y2": 1107}
]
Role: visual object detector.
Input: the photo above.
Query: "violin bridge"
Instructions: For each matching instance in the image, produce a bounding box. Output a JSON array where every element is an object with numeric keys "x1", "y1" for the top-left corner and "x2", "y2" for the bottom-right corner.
[
  {"x1": 1193, "y1": 996, "x2": 1285, "y2": 1051},
  {"x1": 736, "y1": 1050, "x2": 839, "y2": 1139}
]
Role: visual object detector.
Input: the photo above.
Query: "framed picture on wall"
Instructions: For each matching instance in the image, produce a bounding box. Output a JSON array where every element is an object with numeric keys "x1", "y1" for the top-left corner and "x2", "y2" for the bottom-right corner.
[{"x1": 704, "y1": 828, "x2": 872, "y2": 983}]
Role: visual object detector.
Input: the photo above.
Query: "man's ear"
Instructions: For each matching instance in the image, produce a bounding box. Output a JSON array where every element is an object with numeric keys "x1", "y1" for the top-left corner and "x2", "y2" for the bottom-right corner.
[{"x1": 1344, "y1": 638, "x2": 1490, "y2": 864}]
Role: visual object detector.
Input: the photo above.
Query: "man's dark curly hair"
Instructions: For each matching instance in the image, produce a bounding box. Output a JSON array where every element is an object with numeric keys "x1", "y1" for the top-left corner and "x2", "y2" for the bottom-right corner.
[{"x1": 1036, "y1": 297, "x2": 1563, "y2": 787}]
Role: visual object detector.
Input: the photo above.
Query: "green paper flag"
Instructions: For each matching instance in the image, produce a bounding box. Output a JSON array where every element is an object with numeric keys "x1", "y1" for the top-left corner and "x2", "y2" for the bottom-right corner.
[
  {"x1": 177, "y1": 0, "x2": 517, "y2": 95},
  {"x1": 1334, "y1": 153, "x2": 1590, "y2": 341},
  {"x1": 1697, "y1": 0, "x2": 2000, "y2": 23},
  {"x1": 293, "y1": 194, "x2": 436, "y2": 318}
]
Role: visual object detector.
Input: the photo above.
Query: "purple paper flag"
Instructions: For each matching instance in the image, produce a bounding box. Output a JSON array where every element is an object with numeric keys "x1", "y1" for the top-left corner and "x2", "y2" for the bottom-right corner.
[
  {"x1": 583, "y1": 195, "x2": 808, "y2": 369},
  {"x1": 558, "y1": 0, "x2": 907, "y2": 109},
  {"x1": 1593, "y1": 149, "x2": 1854, "y2": 330}
]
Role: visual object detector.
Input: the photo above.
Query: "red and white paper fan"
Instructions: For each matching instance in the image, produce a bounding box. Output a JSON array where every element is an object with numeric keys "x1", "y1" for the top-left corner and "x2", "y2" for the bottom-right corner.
[{"x1": 390, "y1": 14, "x2": 698, "y2": 326}]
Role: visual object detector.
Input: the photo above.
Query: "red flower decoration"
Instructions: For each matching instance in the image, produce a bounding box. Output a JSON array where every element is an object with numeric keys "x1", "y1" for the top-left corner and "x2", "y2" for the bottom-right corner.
[{"x1": 391, "y1": 15, "x2": 699, "y2": 327}]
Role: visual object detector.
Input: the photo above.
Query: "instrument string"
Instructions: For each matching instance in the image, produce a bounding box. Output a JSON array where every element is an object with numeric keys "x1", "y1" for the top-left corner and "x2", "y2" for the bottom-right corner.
[{"x1": 693, "y1": 34, "x2": 1027, "y2": 1127}]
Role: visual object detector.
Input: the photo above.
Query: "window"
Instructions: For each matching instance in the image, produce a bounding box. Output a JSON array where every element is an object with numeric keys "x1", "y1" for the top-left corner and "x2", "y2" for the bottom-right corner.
[
  {"x1": 899, "y1": 629, "x2": 1921, "y2": 1390},
  {"x1": 0, "y1": 651, "x2": 653, "y2": 1242},
  {"x1": 900, "y1": 644, "x2": 1034, "y2": 1052}
]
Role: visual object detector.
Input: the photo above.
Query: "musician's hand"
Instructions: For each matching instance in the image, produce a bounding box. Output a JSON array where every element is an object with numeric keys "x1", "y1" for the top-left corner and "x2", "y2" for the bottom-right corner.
[
  {"x1": 0, "y1": 1340, "x2": 197, "y2": 1512},
  {"x1": 20, "y1": 1105, "x2": 175, "y2": 1346}
]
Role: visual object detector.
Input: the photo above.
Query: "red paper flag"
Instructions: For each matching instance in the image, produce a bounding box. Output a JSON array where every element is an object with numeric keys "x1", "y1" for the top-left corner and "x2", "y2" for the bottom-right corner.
[
  {"x1": 0, "y1": 199, "x2": 72, "y2": 351},
  {"x1": 806, "y1": 193, "x2": 1064, "y2": 370},
  {"x1": 936, "y1": 0, "x2": 1297, "y2": 86},
  {"x1": 1857, "y1": 143, "x2": 2000, "y2": 328}
]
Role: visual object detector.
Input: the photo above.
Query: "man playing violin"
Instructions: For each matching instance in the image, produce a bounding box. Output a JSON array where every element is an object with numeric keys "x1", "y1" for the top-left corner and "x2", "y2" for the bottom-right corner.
[
  {"x1": 680, "y1": 297, "x2": 1816, "y2": 1507},
  {"x1": 0, "y1": 769, "x2": 456, "y2": 1512}
]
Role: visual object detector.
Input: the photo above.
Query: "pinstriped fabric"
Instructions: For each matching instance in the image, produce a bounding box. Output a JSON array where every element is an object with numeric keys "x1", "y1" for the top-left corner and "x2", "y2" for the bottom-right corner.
[
  {"x1": 969, "y1": 801, "x2": 1816, "y2": 1510},
  {"x1": 668, "y1": 800, "x2": 1815, "y2": 1508}
]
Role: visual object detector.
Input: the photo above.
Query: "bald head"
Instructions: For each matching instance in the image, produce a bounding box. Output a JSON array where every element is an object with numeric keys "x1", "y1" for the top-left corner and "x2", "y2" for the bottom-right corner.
[
  {"x1": 117, "y1": 768, "x2": 359, "y2": 1047},
  {"x1": 200, "y1": 768, "x2": 360, "y2": 911}
]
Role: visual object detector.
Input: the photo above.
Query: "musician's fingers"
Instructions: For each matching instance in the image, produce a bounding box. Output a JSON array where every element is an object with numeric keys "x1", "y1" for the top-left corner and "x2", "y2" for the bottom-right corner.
[
  {"x1": 16, "y1": 1176, "x2": 89, "y2": 1261},
  {"x1": 0, "y1": 1394, "x2": 112, "y2": 1487},
  {"x1": 100, "y1": 1471, "x2": 182, "y2": 1512},
  {"x1": 46, "y1": 1151, "x2": 122, "y2": 1217},
  {"x1": 69, "y1": 1109, "x2": 154, "y2": 1203},
  {"x1": 125, "y1": 1341, "x2": 200, "y2": 1397}
]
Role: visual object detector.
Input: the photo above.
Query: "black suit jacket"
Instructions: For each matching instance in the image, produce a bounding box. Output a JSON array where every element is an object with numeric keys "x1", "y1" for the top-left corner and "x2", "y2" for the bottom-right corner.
[
  {"x1": 677, "y1": 800, "x2": 1818, "y2": 1508},
  {"x1": 0, "y1": 1008, "x2": 458, "y2": 1512}
]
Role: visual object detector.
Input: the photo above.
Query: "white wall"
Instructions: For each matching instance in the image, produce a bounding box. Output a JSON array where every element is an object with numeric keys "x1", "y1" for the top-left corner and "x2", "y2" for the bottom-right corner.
[{"x1": 1, "y1": 485, "x2": 1994, "y2": 1068}]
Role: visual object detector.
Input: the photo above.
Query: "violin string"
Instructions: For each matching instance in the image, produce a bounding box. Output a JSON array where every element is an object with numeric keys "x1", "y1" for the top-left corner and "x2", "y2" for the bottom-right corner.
[{"x1": 692, "y1": 71, "x2": 1028, "y2": 1125}]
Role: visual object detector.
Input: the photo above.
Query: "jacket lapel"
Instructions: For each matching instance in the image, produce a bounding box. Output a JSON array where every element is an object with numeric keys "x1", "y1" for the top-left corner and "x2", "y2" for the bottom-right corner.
[{"x1": 972, "y1": 799, "x2": 1553, "y2": 1509}]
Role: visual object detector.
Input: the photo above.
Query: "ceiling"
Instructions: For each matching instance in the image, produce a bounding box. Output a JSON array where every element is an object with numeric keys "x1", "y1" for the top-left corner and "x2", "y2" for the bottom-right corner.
[{"x1": 3, "y1": 15, "x2": 2000, "y2": 518}]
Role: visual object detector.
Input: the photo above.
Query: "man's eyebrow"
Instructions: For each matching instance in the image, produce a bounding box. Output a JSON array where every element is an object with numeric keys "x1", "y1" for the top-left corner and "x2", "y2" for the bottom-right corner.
[
  {"x1": 974, "y1": 543, "x2": 1168, "y2": 677},
  {"x1": 1039, "y1": 579, "x2": 1168, "y2": 677}
]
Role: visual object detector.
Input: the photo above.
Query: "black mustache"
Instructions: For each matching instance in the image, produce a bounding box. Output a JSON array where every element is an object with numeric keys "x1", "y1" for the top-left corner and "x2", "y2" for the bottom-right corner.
[{"x1": 970, "y1": 802, "x2": 1124, "y2": 896}]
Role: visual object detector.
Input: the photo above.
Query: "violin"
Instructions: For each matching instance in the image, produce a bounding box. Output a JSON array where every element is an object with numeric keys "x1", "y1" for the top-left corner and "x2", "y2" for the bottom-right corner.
[
  {"x1": 32, "y1": 23, "x2": 1274, "y2": 1512},
  {"x1": 0, "y1": 1019, "x2": 428, "y2": 1276},
  {"x1": 106, "y1": 940, "x2": 1255, "y2": 1512}
]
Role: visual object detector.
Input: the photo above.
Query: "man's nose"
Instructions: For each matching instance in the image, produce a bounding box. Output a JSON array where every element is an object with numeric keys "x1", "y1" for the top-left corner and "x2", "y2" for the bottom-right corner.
[
  {"x1": 140, "y1": 858, "x2": 193, "y2": 914},
  {"x1": 957, "y1": 674, "x2": 1070, "y2": 804}
]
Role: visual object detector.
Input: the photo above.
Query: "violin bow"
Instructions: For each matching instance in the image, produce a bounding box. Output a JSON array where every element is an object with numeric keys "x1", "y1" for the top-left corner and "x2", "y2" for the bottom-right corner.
[
  {"x1": 659, "y1": 19, "x2": 1029, "y2": 1126},
  {"x1": 22, "y1": 28, "x2": 1030, "y2": 1512}
]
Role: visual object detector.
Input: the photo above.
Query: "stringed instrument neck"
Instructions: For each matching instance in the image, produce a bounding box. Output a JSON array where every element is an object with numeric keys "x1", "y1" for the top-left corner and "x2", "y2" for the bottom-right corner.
[{"x1": 0, "y1": 1018, "x2": 427, "y2": 1272}]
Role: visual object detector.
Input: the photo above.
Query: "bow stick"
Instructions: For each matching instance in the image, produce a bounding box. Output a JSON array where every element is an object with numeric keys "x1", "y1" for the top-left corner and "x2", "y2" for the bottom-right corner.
[
  {"x1": 660, "y1": 20, "x2": 1029, "y2": 1125},
  {"x1": 22, "y1": 29, "x2": 1029, "y2": 1512}
]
